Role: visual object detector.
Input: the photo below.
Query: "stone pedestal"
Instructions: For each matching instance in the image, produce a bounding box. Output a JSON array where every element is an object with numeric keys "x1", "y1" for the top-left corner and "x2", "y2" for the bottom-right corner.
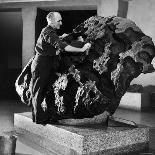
[
  {"x1": 14, "y1": 112, "x2": 149, "y2": 155},
  {"x1": 119, "y1": 92, "x2": 150, "y2": 110}
]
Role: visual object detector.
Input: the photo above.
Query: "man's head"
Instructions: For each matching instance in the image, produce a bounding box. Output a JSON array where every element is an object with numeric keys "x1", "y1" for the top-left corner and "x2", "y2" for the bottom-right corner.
[{"x1": 46, "y1": 12, "x2": 62, "y2": 30}]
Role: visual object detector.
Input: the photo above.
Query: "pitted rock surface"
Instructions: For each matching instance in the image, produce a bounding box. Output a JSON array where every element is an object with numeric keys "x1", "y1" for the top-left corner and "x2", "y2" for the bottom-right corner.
[{"x1": 16, "y1": 16, "x2": 155, "y2": 120}]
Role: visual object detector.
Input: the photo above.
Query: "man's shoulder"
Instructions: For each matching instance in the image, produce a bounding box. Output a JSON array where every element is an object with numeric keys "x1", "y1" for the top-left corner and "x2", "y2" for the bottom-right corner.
[{"x1": 42, "y1": 25, "x2": 56, "y2": 35}]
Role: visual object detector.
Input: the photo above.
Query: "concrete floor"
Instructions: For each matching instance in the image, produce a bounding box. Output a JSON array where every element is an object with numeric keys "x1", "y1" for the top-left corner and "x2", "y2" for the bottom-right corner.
[{"x1": 0, "y1": 99, "x2": 155, "y2": 155}]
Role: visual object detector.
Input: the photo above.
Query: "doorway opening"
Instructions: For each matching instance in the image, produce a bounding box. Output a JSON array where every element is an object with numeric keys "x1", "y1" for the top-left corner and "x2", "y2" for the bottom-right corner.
[{"x1": 0, "y1": 9, "x2": 22, "y2": 99}]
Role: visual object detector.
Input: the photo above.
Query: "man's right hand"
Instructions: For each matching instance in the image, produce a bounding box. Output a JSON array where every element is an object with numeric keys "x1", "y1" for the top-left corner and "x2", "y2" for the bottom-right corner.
[
  {"x1": 82, "y1": 43, "x2": 91, "y2": 52},
  {"x1": 59, "y1": 33, "x2": 69, "y2": 39}
]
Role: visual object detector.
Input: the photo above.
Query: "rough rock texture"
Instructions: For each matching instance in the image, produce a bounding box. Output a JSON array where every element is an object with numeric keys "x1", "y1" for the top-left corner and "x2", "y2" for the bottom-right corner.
[
  {"x1": 48, "y1": 16, "x2": 155, "y2": 119},
  {"x1": 15, "y1": 16, "x2": 155, "y2": 120}
]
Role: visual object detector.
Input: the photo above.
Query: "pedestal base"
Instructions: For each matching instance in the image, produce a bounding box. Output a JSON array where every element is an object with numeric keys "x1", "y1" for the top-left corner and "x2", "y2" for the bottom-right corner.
[{"x1": 14, "y1": 112, "x2": 149, "y2": 155}]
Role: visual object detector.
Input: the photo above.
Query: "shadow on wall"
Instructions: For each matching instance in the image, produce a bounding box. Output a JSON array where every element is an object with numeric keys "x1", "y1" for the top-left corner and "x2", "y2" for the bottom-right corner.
[
  {"x1": 117, "y1": 0, "x2": 129, "y2": 18},
  {"x1": 143, "y1": 85, "x2": 155, "y2": 108},
  {"x1": 127, "y1": 84, "x2": 155, "y2": 93},
  {"x1": 143, "y1": 85, "x2": 155, "y2": 93},
  {"x1": 143, "y1": 85, "x2": 155, "y2": 106}
]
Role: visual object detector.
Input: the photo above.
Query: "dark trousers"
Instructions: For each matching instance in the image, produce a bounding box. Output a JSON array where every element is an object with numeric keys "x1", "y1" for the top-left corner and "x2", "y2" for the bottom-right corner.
[{"x1": 30, "y1": 53, "x2": 60, "y2": 123}]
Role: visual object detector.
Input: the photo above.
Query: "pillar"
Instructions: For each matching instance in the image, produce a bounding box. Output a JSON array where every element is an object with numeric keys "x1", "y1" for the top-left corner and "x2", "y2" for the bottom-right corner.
[
  {"x1": 22, "y1": 7, "x2": 37, "y2": 68},
  {"x1": 97, "y1": 0, "x2": 118, "y2": 17}
]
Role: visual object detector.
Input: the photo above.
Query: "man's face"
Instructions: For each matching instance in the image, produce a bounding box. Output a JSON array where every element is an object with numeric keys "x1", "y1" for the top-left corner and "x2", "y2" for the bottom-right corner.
[{"x1": 53, "y1": 13, "x2": 62, "y2": 30}]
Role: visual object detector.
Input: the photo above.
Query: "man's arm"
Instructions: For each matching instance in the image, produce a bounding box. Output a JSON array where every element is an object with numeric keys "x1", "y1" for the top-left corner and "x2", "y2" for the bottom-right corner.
[
  {"x1": 64, "y1": 43, "x2": 91, "y2": 53},
  {"x1": 46, "y1": 32, "x2": 91, "y2": 54}
]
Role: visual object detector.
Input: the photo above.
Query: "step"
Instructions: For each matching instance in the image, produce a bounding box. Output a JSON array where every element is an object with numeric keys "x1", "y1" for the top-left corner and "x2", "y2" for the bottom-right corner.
[
  {"x1": 119, "y1": 92, "x2": 150, "y2": 110},
  {"x1": 14, "y1": 112, "x2": 149, "y2": 155}
]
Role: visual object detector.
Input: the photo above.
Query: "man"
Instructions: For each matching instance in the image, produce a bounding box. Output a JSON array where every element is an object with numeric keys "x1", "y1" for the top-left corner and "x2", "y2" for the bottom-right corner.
[{"x1": 31, "y1": 12, "x2": 91, "y2": 124}]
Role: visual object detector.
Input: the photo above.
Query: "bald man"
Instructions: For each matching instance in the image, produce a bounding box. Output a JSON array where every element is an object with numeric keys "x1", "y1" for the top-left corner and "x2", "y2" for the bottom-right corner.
[{"x1": 31, "y1": 12, "x2": 91, "y2": 124}]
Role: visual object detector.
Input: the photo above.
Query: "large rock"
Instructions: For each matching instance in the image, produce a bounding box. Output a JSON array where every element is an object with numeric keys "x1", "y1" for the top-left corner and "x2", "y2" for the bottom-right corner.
[
  {"x1": 15, "y1": 16, "x2": 155, "y2": 121},
  {"x1": 14, "y1": 112, "x2": 149, "y2": 155}
]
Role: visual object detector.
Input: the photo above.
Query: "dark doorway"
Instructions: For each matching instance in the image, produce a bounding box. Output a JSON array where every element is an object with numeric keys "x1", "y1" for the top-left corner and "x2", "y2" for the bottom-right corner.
[
  {"x1": 0, "y1": 9, "x2": 22, "y2": 99},
  {"x1": 35, "y1": 8, "x2": 97, "y2": 42}
]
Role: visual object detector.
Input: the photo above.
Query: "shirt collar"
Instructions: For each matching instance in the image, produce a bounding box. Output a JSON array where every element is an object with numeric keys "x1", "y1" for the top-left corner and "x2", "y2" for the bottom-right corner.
[{"x1": 47, "y1": 25, "x2": 57, "y2": 33}]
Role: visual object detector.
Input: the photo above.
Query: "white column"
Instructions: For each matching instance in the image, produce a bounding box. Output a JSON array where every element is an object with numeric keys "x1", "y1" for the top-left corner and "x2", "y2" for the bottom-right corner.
[
  {"x1": 97, "y1": 0, "x2": 118, "y2": 17},
  {"x1": 22, "y1": 7, "x2": 37, "y2": 68},
  {"x1": 127, "y1": 0, "x2": 155, "y2": 43}
]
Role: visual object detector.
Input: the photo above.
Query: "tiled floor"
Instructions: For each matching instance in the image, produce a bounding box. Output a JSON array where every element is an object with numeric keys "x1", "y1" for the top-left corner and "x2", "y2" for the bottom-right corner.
[{"x1": 0, "y1": 99, "x2": 155, "y2": 155}]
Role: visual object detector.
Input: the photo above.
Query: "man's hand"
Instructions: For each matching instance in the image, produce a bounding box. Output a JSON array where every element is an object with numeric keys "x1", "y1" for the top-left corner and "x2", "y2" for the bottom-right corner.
[
  {"x1": 82, "y1": 43, "x2": 91, "y2": 53},
  {"x1": 59, "y1": 33, "x2": 68, "y2": 39}
]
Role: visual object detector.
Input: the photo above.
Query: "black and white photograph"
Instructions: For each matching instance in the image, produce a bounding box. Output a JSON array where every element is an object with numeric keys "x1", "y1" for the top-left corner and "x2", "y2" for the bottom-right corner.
[{"x1": 0, "y1": 0, "x2": 155, "y2": 154}]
